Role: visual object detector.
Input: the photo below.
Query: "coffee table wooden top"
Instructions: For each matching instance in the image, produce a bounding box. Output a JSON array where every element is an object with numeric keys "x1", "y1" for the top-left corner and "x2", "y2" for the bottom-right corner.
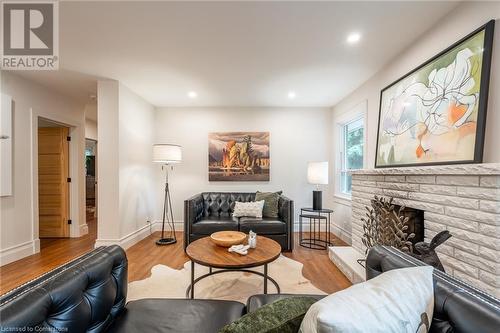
[{"x1": 186, "y1": 236, "x2": 281, "y2": 269}]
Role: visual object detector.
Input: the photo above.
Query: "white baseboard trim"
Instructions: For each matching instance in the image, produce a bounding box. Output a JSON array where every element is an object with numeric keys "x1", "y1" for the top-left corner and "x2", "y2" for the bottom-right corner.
[
  {"x1": 156, "y1": 221, "x2": 184, "y2": 232},
  {"x1": 292, "y1": 222, "x2": 334, "y2": 233},
  {"x1": 33, "y1": 238, "x2": 40, "y2": 253},
  {"x1": 0, "y1": 240, "x2": 38, "y2": 266},
  {"x1": 80, "y1": 223, "x2": 89, "y2": 236},
  {"x1": 94, "y1": 221, "x2": 184, "y2": 250},
  {"x1": 120, "y1": 223, "x2": 156, "y2": 249},
  {"x1": 95, "y1": 223, "x2": 155, "y2": 249},
  {"x1": 331, "y1": 224, "x2": 352, "y2": 245}
]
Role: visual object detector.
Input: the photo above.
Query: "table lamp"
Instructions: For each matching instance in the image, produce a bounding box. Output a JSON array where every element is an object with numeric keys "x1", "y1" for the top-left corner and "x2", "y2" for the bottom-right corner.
[{"x1": 307, "y1": 161, "x2": 328, "y2": 210}]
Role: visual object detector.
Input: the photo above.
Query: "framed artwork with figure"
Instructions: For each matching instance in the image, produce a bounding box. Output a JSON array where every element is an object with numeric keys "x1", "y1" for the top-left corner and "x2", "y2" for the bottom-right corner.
[
  {"x1": 375, "y1": 20, "x2": 494, "y2": 168},
  {"x1": 208, "y1": 132, "x2": 270, "y2": 181}
]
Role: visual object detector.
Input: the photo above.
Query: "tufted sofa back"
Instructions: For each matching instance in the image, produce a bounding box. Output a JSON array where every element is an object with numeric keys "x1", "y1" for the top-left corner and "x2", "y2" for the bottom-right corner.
[
  {"x1": 366, "y1": 246, "x2": 500, "y2": 333},
  {"x1": 201, "y1": 192, "x2": 256, "y2": 217},
  {"x1": 0, "y1": 245, "x2": 127, "y2": 333}
]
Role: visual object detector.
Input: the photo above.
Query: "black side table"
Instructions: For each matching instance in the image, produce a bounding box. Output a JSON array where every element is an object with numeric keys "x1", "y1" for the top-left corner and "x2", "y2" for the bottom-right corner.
[{"x1": 299, "y1": 208, "x2": 334, "y2": 250}]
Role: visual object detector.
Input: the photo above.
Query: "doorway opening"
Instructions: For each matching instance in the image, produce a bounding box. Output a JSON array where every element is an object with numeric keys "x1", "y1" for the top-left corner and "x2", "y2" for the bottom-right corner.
[
  {"x1": 85, "y1": 138, "x2": 98, "y2": 239},
  {"x1": 38, "y1": 118, "x2": 71, "y2": 239}
]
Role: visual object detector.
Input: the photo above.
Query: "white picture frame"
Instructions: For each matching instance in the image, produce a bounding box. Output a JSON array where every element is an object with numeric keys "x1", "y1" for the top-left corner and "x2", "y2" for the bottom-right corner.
[{"x1": 1, "y1": 94, "x2": 13, "y2": 196}]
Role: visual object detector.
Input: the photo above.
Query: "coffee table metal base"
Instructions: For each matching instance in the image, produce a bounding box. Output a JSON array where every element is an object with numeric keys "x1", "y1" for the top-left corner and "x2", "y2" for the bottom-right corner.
[{"x1": 186, "y1": 261, "x2": 280, "y2": 299}]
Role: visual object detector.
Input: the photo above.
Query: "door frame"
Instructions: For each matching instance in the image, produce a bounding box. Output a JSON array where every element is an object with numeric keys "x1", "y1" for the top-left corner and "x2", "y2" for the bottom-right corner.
[
  {"x1": 32, "y1": 112, "x2": 85, "y2": 250},
  {"x1": 85, "y1": 138, "x2": 97, "y2": 220}
]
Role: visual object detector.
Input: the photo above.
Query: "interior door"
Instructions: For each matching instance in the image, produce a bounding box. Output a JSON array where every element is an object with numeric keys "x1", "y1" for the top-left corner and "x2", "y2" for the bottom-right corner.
[{"x1": 38, "y1": 127, "x2": 70, "y2": 238}]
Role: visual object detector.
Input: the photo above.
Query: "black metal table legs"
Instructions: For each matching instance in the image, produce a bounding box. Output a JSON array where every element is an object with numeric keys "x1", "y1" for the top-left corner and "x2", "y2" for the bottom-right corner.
[
  {"x1": 299, "y1": 208, "x2": 334, "y2": 250},
  {"x1": 264, "y1": 263, "x2": 268, "y2": 294},
  {"x1": 190, "y1": 260, "x2": 195, "y2": 299},
  {"x1": 186, "y1": 262, "x2": 279, "y2": 299}
]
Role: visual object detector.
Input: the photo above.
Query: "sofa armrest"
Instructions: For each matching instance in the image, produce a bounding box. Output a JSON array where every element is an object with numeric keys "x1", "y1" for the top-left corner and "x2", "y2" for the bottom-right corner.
[
  {"x1": 184, "y1": 193, "x2": 204, "y2": 249},
  {"x1": 278, "y1": 195, "x2": 294, "y2": 251},
  {"x1": 0, "y1": 246, "x2": 128, "y2": 332}
]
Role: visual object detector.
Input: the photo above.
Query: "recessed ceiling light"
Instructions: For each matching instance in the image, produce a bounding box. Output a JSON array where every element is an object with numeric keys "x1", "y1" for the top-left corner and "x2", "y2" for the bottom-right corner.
[
  {"x1": 187, "y1": 91, "x2": 198, "y2": 99},
  {"x1": 347, "y1": 32, "x2": 361, "y2": 44},
  {"x1": 288, "y1": 91, "x2": 296, "y2": 99}
]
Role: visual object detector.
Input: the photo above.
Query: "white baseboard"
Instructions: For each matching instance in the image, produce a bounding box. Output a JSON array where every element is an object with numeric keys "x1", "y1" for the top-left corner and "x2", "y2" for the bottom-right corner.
[
  {"x1": 94, "y1": 221, "x2": 184, "y2": 250},
  {"x1": 0, "y1": 240, "x2": 38, "y2": 266},
  {"x1": 33, "y1": 238, "x2": 40, "y2": 253},
  {"x1": 293, "y1": 222, "x2": 334, "y2": 233},
  {"x1": 80, "y1": 223, "x2": 89, "y2": 236},
  {"x1": 331, "y1": 224, "x2": 352, "y2": 245}
]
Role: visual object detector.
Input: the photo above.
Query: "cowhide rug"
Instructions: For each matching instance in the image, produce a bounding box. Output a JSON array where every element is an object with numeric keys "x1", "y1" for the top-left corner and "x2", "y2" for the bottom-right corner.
[{"x1": 128, "y1": 255, "x2": 326, "y2": 303}]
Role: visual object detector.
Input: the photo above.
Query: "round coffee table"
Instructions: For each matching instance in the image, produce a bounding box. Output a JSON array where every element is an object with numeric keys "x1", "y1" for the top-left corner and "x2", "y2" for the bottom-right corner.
[{"x1": 185, "y1": 235, "x2": 281, "y2": 299}]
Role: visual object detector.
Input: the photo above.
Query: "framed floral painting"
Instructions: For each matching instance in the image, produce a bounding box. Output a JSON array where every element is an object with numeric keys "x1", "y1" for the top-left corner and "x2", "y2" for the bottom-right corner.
[{"x1": 375, "y1": 20, "x2": 494, "y2": 168}]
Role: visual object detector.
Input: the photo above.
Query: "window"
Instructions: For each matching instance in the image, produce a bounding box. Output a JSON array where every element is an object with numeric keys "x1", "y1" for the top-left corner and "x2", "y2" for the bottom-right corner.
[{"x1": 337, "y1": 113, "x2": 365, "y2": 197}]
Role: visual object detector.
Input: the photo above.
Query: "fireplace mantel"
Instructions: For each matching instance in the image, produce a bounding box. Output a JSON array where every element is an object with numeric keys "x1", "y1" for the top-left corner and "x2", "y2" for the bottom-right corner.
[{"x1": 351, "y1": 163, "x2": 500, "y2": 175}]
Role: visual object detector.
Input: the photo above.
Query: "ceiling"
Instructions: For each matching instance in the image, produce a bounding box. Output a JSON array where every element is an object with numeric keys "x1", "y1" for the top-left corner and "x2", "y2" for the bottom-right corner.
[{"x1": 14, "y1": 1, "x2": 460, "y2": 108}]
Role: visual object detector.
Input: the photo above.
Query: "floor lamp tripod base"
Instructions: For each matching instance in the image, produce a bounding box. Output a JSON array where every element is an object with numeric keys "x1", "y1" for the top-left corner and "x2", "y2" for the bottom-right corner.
[
  {"x1": 156, "y1": 164, "x2": 177, "y2": 246},
  {"x1": 156, "y1": 238, "x2": 176, "y2": 246}
]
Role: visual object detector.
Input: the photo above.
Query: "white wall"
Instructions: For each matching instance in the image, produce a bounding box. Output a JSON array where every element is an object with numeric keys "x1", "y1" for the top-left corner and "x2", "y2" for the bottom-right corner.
[
  {"x1": 96, "y1": 81, "x2": 157, "y2": 248},
  {"x1": 85, "y1": 119, "x2": 97, "y2": 141},
  {"x1": 328, "y1": 2, "x2": 500, "y2": 244},
  {"x1": 97, "y1": 81, "x2": 121, "y2": 241},
  {"x1": 118, "y1": 84, "x2": 157, "y2": 238},
  {"x1": 0, "y1": 72, "x2": 86, "y2": 265},
  {"x1": 84, "y1": 102, "x2": 98, "y2": 141},
  {"x1": 154, "y1": 107, "x2": 331, "y2": 228}
]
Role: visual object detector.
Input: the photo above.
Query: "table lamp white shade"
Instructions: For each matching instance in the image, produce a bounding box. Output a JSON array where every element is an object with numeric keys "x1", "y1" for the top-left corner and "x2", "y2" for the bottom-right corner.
[
  {"x1": 153, "y1": 144, "x2": 182, "y2": 164},
  {"x1": 307, "y1": 161, "x2": 328, "y2": 185}
]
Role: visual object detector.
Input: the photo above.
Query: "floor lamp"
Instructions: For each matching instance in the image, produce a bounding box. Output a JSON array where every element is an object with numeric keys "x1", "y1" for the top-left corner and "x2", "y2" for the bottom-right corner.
[{"x1": 153, "y1": 144, "x2": 182, "y2": 245}]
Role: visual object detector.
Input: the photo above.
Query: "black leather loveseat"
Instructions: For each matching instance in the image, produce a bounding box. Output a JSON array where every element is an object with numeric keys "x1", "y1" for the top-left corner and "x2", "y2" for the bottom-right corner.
[
  {"x1": 184, "y1": 192, "x2": 294, "y2": 251},
  {"x1": 1, "y1": 245, "x2": 498, "y2": 333}
]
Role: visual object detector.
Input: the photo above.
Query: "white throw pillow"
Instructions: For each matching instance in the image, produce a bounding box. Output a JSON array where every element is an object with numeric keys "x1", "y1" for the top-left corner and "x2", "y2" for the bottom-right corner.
[
  {"x1": 300, "y1": 266, "x2": 434, "y2": 333},
  {"x1": 232, "y1": 200, "x2": 265, "y2": 218}
]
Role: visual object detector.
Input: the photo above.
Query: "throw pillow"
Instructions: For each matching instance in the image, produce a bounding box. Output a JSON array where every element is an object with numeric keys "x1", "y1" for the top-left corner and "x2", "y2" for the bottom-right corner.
[
  {"x1": 219, "y1": 296, "x2": 318, "y2": 333},
  {"x1": 255, "y1": 191, "x2": 283, "y2": 218},
  {"x1": 233, "y1": 200, "x2": 265, "y2": 218},
  {"x1": 300, "y1": 266, "x2": 434, "y2": 333}
]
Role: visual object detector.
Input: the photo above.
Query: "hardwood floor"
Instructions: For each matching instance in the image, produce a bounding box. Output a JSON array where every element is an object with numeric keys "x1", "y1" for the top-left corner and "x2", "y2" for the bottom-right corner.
[
  {"x1": 0, "y1": 208, "x2": 98, "y2": 294},
  {"x1": 0, "y1": 213, "x2": 351, "y2": 295}
]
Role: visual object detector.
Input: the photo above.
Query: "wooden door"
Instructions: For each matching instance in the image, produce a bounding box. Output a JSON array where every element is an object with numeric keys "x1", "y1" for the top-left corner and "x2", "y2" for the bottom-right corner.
[{"x1": 38, "y1": 127, "x2": 70, "y2": 238}]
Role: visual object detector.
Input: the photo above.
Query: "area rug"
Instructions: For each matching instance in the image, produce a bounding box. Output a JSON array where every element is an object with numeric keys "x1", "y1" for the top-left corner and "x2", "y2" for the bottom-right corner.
[{"x1": 128, "y1": 255, "x2": 326, "y2": 303}]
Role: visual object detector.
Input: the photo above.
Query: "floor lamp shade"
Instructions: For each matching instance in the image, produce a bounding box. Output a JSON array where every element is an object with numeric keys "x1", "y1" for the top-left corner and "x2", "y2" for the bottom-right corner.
[
  {"x1": 307, "y1": 162, "x2": 328, "y2": 210},
  {"x1": 153, "y1": 144, "x2": 182, "y2": 164}
]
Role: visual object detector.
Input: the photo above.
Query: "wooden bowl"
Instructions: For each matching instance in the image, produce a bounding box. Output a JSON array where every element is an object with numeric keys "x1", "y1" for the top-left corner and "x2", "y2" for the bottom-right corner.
[{"x1": 210, "y1": 231, "x2": 247, "y2": 247}]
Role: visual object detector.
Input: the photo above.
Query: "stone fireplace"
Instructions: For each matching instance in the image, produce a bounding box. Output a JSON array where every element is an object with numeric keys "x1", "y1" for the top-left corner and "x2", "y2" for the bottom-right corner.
[{"x1": 330, "y1": 163, "x2": 499, "y2": 297}]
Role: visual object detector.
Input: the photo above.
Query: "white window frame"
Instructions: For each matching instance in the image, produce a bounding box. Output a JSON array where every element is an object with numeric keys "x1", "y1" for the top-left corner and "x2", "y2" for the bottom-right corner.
[{"x1": 335, "y1": 101, "x2": 367, "y2": 200}]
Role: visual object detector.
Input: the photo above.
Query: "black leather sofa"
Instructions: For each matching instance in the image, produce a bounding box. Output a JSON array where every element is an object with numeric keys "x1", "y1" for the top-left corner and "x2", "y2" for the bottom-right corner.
[
  {"x1": 1, "y1": 245, "x2": 498, "y2": 333},
  {"x1": 184, "y1": 192, "x2": 294, "y2": 251}
]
